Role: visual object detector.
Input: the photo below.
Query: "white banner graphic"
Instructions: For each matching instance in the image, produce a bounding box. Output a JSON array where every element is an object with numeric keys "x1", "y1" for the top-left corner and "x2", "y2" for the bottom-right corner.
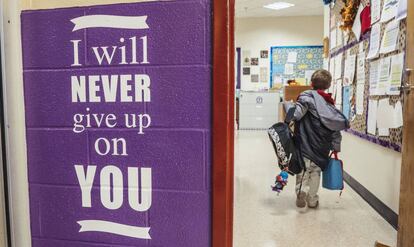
[
  {"x1": 71, "y1": 15, "x2": 149, "y2": 31},
  {"x1": 78, "y1": 220, "x2": 151, "y2": 239}
]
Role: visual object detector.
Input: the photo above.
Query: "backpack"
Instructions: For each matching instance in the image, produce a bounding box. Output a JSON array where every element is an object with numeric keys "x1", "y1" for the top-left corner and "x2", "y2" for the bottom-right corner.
[{"x1": 267, "y1": 108, "x2": 305, "y2": 175}]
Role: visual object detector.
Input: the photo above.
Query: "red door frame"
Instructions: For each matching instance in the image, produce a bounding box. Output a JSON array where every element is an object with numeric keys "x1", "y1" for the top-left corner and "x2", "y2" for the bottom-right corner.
[{"x1": 212, "y1": 0, "x2": 235, "y2": 247}]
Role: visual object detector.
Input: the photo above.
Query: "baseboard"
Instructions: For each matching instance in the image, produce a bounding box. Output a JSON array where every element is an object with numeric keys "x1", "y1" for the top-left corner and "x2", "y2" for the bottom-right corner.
[{"x1": 343, "y1": 171, "x2": 399, "y2": 230}]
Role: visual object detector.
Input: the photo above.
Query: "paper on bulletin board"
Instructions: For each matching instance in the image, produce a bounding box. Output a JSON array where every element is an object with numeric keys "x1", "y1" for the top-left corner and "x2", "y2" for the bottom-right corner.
[
  {"x1": 388, "y1": 52, "x2": 405, "y2": 95},
  {"x1": 287, "y1": 52, "x2": 298, "y2": 63},
  {"x1": 377, "y1": 98, "x2": 403, "y2": 131},
  {"x1": 335, "y1": 80, "x2": 343, "y2": 107},
  {"x1": 305, "y1": 70, "x2": 315, "y2": 84},
  {"x1": 380, "y1": 0, "x2": 399, "y2": 23},
  {"x1": 357, "y1": 53, "x2": 366, "y2": 85},
  {"x1": 336, "y1": 26, "x2": 343, "y2": 47},
  {"x1": 334, "y1": 54, "x2": 343, "y2": 80},
  {"x1": 296, "y1": 78, "x2": 306, "y2": 85},
  {"x1": 367, "y1": 99, "x2": 378, "y2": 135},
  {"x1": 260, "y1": 67, "x2": 268, "y2": 83},
  {"x1": 356, "y1": 53, "x2": 366, "y2": 115},
  {"x1": 329, "y1": 60, "x2": 335, "y2": 82},
  {"x1": 356, "y1": 83, "x2": 365, "y2": 115},
  {"x1": 284, "y1": 63, "x2": 294, "y2": 75},
  {"x1": 331, "y1": 15, "x2": 336, "y2": 29},
  {"x1": 242, "y1": 50, "x2": 251, "y2": 66},
  {"x1": 367, "y1": 23, "x2": 381, "y2": 59},
  {"x1": 369, "y1": 60, "x2": 381, "y2": 95},
  {"x1": 378, "y1": 128, "x2": 390, "y2": 136},
  {"x1": 377, "y1": 57, "x2": 392, "y2": 95},
  {"x1": 371, "y1": 0, "x2": 381, "y2": 24},
  {"x1": 344, "y1": 55, "x2": 356, "y2": 86},
  {"x1": 330, "y1": 28, "x2": 337, "y2": 50},
  {"x1": 250, "y1": 65, "x2": 260, "y2": 75},
  {"x1": 377, "y1": 98, "x2": 394, "y2": 130},
  {"x1": 380, "y1": 20, "x2": 400, "y2": 55},
  {"x1": 352, "y1": 4, "x2": 364, "y2": 41},
  {"x1": 342, "y1": 86, "x2": 351, "y2": 119},
  {"x1": 396, "y1": 0, "x2": 407, "y2": 21},
  {"x1": 359, "y1": 43, "x2": 365, "y2": 54},
  {"x1": 394, "y1": 101, "x2": 404, "y2": 128}
]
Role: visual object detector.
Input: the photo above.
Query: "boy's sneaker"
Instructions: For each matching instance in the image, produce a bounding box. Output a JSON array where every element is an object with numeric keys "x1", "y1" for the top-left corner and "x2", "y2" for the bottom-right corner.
[
  {"x1": 296, "y1": 192, "x2": 307, "y2": 208},
  {"x1": 308, "y1": 201, "x2": 319, "y2": 209}
]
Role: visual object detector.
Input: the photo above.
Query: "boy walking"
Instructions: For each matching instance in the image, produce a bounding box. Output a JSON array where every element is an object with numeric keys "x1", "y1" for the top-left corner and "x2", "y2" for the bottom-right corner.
[{"x1": 286, "y1": 70, "x2": 349, "y2": 208}]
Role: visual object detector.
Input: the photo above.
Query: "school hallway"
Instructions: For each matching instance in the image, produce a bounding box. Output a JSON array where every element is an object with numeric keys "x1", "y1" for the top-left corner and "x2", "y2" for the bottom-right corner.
[{"x1": 233, "y1": 130, "x2": 397, "y2": 247}]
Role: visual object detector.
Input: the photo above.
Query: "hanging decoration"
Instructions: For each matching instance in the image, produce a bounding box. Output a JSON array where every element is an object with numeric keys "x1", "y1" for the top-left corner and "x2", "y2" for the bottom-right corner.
[{"x1": 340, "y1": 0, "x2": 361, "y2": 31}]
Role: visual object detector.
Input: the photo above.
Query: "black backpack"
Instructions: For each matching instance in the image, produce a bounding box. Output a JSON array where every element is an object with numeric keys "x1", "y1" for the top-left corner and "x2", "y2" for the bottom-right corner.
[{"x1": 268, "y1": 108, "x2": 305, "y2": 175}]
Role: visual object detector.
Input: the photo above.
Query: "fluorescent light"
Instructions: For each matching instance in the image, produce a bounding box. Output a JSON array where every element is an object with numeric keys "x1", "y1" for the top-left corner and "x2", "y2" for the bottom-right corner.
[{"x1": 264, "y1": 2, "x2": 295, "y2": 10}]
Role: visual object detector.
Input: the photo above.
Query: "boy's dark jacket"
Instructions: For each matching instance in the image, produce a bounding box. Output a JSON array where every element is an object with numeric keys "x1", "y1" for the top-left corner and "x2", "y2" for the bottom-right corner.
[{"x1": 285, "y1": 90, "x2": 350, "y2": 171}]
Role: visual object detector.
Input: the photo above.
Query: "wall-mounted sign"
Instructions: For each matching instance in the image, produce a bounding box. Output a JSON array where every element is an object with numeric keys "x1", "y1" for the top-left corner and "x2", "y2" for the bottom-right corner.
[{"x1": 21, "y1": 2, "x2": 212, "y2": 246}]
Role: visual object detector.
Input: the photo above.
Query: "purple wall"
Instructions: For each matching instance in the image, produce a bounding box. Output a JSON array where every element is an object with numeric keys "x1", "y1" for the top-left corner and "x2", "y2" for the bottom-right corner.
[{"x1": 21, "y1": 1, "x2": 212, "y2": 246}]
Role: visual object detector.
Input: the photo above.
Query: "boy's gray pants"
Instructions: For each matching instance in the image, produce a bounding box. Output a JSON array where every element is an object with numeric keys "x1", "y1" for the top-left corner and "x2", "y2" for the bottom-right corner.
[{"x1": 296, "y1": 158, "x2": 321, "y2": 207}]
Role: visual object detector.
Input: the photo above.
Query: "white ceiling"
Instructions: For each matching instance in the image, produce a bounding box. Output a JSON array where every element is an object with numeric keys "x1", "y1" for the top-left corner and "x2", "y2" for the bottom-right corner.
[{"x1": 236, "y1": 0, "x2": 324, "y2": 18}]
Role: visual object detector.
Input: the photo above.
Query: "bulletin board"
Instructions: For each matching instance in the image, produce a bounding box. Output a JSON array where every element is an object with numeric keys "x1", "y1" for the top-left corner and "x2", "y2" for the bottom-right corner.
[
  {"x1": 329, "y1": 0, "x2": 406, "y2": 152},
  {"x1": 270, "y1": 46, "x2": 324, "y2": 87}
]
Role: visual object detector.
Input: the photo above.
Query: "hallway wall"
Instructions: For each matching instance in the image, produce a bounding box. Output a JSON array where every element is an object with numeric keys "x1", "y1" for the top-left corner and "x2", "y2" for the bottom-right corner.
[
  {"x1": 235, "y1": 16, "x2": 324, "y2": 91},
  {"x1": 341, "y1": 133, "x2": 402, "y2": 213},
  {"x1": 322, "y1": 7, "x2": 401, "y2": 215}
]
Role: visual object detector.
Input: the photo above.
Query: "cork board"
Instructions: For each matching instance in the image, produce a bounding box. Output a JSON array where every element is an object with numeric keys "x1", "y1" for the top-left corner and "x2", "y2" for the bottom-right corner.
[{"x1": 329, "y1": 0, "x2": 406, "y2": 152}]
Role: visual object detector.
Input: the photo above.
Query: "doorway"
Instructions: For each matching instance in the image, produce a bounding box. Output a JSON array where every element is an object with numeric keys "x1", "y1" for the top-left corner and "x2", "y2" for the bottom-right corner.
[{"x1": 233, "y1": 0, "x2": 404, "y2": 246}]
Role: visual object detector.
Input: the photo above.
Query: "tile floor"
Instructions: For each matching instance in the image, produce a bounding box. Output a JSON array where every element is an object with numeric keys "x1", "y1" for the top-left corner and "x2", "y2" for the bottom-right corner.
[{"x1": 233, "y1": 130, "x2": 397, "y2": 247}]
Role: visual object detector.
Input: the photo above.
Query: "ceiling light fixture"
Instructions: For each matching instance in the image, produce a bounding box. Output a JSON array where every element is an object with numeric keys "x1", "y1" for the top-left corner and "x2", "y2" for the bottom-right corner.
[{"x1": 263, "y1": 2, "x2": 295, "y2": 10}]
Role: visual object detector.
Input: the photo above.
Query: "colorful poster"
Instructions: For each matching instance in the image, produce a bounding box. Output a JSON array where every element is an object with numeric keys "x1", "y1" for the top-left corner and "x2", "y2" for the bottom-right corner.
[
  {"x1": 21, "y1": 2, "x2": 212, "y2": 247},
  {"x1": 270, "y1": 46, "x2": 323, "y2": 86}
]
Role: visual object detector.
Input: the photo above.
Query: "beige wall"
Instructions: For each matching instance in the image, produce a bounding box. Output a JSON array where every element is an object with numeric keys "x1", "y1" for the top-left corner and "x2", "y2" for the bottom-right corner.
[
  {"x1": 322, "y1": 8, "x2": 402, "y2": 214},
  {"x1": 235, "y1": 16, "x2": 324, "y2": 91},
  {"x1": 341, "y1": 133, "x2": 402, "y2": 213}
]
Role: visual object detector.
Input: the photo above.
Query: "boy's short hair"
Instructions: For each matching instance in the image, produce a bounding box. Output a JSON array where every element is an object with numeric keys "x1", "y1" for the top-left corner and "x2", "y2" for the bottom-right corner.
[{"x1": 311, "y1": 69, "x2": 332, "y2": 90}]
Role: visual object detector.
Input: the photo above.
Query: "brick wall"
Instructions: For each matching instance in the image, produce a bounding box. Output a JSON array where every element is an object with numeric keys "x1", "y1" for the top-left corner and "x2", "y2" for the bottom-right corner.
[{"x1": 21, "y1": 1, "x2": 212, "y2": 246}]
